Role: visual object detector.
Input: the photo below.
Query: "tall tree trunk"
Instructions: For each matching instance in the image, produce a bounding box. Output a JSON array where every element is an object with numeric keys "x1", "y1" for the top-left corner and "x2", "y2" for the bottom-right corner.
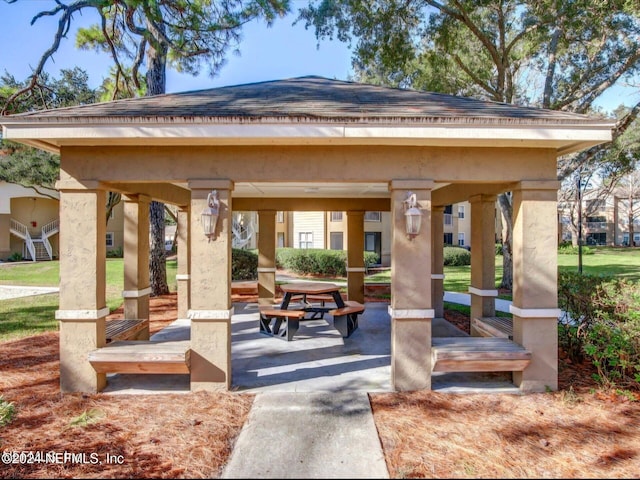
[
  {"x1": 149, "y1": 200, "x2": 169, "y2": 295},
  {"x1": 497, "y1": 193, "x2": 513, "y2": 290},
  {"x1": 629, "y1": 195, "x2": 635, "y2": 247},
  {"x1": 146, "y1": 21, "x2": 170, "y2": 296}
]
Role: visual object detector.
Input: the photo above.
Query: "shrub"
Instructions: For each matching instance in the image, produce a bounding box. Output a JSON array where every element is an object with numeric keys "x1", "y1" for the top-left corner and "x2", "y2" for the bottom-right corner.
[
  {"x1": 558, "y1": 244, "x2": 594, "y2": 255},
  {"x1": 8, "y1": 252, "x2": 23, "y2": 262},
  {"x1": 495, "y1": 243, "x2": 504, "y2": 256},
  {"x1": 232, "y1": 248, "x2": 258, "y2": 281},
  {"x1": 106, "y1": 247, "x2": 123, "y2": 258},
  {"x1": 558, "y1": 271, "x2": 640, "y2": 389},
  {"x1": 0, "y1": 396, "x2": 16, "y2": 427},
  {"x1": 443, "y1": 246, "x2": 471, "y2": 266},
  {"x1": 275, "y1": 248, "x2": 377, "y2": 277}
]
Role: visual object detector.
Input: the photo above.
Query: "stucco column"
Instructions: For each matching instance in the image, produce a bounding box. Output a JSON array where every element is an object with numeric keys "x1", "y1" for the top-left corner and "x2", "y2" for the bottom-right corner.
[
  {"x1": 55, "y1": 181, "x2": 107, "y2": 393},
  {"x1": 122, "y1": 194, "x2": 150, "y2": 337},
  {"x1": 258, "y1": 210, "x2": 277, "y2": 306},
  {"x1": 431, "y1": 206, "x2": 445, "y2": 318},
  {"x1": 469, "y1": 194, "x2": 497, "y2": 334},
  {"x1": 188, "y1": 179, "x2": 233, "y2": 391},
  {"x1": 511, "y1": 180, "x2": 561, "y2": 392},
  {"x1": 346, "y1": 210, "x2": 365, "y2": 304},
  {"x1": 389, "y1": 179, "x2": 434, "y2": 391},
  {"x1": 177, "y1": 206, "x2": 191, "y2": 319}
]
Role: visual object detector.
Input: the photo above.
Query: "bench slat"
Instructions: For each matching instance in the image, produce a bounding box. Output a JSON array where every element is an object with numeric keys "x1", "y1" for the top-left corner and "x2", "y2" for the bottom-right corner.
[
  {"x1": 432, "y1": 337, "x2": 531, "y2": 372},
  {"x1": 259, "y1": 307, "x2": 307, "y2": 319},
  {"x1": 472, "y1": 316, "x2": 513, "y2": 339},
  {"x1": 105, "y1": 319, "x2": 149, "y2": 343},
  {"x1": 88, "y1": 340, "x2": 190, "y2": 374}
]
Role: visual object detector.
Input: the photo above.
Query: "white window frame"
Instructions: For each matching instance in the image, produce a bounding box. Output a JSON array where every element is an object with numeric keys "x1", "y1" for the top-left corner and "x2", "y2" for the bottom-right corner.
[
  {"x1": 106, "y1": 232, "x2": 115, "y2": 247},
  {"x1": 457, "y1": 232, "x2": 465, "y2": 246},
  {"x1": 364, "y1": 211, "x2": 381, "y2": 222},
  {"x1": 330, "y1": 212, "x2": 343, "y2": 222},
  {"x1": 299, "y1": 232, "x2": 313, "y2": 249},
  {"x1": 276, "y1": 211, "x2": 284, "y2": 223},
  {"x1": 458, "y1": 205, "x2": 465, "y2": 219}
]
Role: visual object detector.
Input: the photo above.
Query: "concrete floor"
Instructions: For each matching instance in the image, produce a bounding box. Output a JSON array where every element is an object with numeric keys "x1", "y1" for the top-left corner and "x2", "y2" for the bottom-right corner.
[{"x1": 103, "y1": 302, "x2": 519, "y2": 395}]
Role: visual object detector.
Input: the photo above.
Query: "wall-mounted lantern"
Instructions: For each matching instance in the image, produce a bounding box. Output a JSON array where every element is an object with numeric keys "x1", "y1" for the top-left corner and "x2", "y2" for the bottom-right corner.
[
  {"x1": 403, "y1": 191, "x2": 422, "y2": 239},
  {"x1": 200, "y1": 190, "x2": 220, "y2": 241}
]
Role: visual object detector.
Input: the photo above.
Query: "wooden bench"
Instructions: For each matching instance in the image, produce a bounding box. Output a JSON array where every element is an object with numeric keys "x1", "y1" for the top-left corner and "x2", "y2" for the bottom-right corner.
[
  {"x1": 431, "y1": 337, "x2": 530, "y2": 373},
  {"x1": 105, "y1": 319, "x2": 149, "y2": 343},
  {"x1": 88, "y1": 340, "x2": 190, "y2": 374},
  {"x1": 329, "y1": 300, "x2": 365, "y2": 338},
  {"x1": 259, "y1": 307, "x2": 308, "y2": 341},
  {"x1": 472, "y1": 316, "x2": 513, "y2": 340}
]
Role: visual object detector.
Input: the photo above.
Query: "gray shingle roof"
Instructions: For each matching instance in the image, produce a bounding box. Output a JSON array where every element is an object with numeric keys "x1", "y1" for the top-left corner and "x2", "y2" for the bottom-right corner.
[{"x1": 4, "y1": 75, "x2": 608, "y2": 125}]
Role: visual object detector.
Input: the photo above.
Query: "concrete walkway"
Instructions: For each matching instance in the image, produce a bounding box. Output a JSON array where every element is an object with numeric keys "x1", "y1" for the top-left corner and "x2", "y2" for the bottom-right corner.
[{"x1": 221, "y1": 392, "x2": 389, "y2": 479}]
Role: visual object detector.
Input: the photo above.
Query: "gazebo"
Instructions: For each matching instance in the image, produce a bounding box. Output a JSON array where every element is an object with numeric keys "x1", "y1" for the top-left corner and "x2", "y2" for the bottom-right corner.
[{"x1": 1, "y1": 76, "x2": 614, "y2": 393}]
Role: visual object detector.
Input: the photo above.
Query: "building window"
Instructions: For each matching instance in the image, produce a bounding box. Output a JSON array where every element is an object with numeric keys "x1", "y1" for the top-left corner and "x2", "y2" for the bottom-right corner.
[
  {"x1": 330, "y1": 212, "x2": 343, "y2": 222},
  {"x1": 364, "y1": 211, "x2": 381, "y2": 222},
  {"x1": 276, "y1": 211, "x2": 284, "y2": 223},
  {"x1": 106, "y1": 232, "x2": 114, "y2": 247},
  {"x1": 330, "y1": 232, "x2": 343, "y2": 250},
  {"x1": 299, "y1": 232, "x2": 313, "y2": 249},
  {"x1": 277, "y1": 232, "x2": 285, "y2": 248},
  {"x1": 458, "y1": 205, "x2": 465, "y2": 219},
  {"x1": 458, "y1": 232, "x2": 465, "y2": 246},
  {"x1": 444, "y1": 233, "x2": 453, "y2": 245}
]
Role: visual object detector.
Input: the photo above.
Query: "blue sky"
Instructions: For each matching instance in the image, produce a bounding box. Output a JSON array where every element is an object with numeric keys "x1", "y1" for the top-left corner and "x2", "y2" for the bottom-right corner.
[
  {"x1": 0, "y1": 0, "x2": 354, "y2": 93},
  {"x1": 0, "y1": 1, "x2": 637, "y2": 111}
]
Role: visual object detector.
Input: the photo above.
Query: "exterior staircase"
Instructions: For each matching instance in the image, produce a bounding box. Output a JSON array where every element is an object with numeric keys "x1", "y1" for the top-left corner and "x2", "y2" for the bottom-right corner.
[
  {"x1": 9, "y1": 218, "x2": 59, "y2": 261},
  {"x1": 232, "y1": 213, "x2": 255, "y2": 249}
]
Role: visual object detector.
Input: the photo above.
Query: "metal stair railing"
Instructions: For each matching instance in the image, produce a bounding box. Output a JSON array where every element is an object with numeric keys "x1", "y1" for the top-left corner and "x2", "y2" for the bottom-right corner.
[
  {"x1": 41, "y1": 219, "x2": 59, "y2": 238},
  {"x1": 9, "y1": 218, "x2": 36, "y2": 261},
  {"x1": 232, "y1": 216, "x2": 254, "y2": 249},
  {"x1": 40, "y1": 219, "x2": 59, "y2": 261}
]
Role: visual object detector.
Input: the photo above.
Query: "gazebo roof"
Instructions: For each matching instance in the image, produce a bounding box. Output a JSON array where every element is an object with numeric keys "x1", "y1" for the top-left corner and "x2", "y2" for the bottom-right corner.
[{"x1": 1, "y1": 76, "x2": 614, "y2": 155}]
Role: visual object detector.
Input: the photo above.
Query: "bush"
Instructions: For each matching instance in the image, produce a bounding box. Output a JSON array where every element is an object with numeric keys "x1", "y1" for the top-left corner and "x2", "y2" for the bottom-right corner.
[
  {"x1": 106, "y1": 247, "x2": 123, "y2": 258},
  {"x1": 558, "y1": 271, "x2": 640, "y2": 389},
  {"x1": 558, "y1": 244, "x2": 594, "y2": 255},
  {"x1": 0, "y1": 396, "x2": 16, "y2": 427},
  {"x1": 443, "y1": 246, "x2": 471, "y2": 266},
  {"x1": 275, "y1": 248, "x2": 377, "y2": 277},
  {"x1": 7, "y1": 252, "x2": 23, "y2": 262},
  {"x1": 495, "y1": 243, "x2": 504, "y2": 256},
  {"x1": 232, "y1": 248, "x2": 258, "y2": 281}
]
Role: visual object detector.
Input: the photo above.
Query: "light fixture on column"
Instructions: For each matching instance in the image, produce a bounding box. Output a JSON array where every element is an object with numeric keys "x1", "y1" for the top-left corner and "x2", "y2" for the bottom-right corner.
[
  {"x1": 201, "y1": 190, "x2": 220, "y2": 241},
  {"x1": 403, "y1": 191, "x2": 422, "y2": 239}
]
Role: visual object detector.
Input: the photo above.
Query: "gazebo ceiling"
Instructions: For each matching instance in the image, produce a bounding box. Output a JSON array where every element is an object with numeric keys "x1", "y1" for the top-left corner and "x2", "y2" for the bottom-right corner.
[{"x1": 1, "y1": 76, "x2": 614, "y2": 156}]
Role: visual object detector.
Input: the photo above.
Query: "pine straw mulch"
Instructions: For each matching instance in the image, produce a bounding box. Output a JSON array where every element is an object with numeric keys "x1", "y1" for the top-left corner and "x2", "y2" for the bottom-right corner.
[
  {"x1": 0, "y1": 294, "x2": 253, "y2": 479},
  {"x1": 2, "y1": 293, "x2": 640, "y2": 479}
]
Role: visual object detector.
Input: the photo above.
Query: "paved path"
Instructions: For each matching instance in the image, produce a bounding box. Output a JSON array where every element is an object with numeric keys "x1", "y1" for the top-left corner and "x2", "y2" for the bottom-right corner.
[
  {"x1": 221, "y1": 392, "x2": 389, "y2": 479},
  {"x1": 0, "y1": 285, "x2": 59, "y2": 300}
]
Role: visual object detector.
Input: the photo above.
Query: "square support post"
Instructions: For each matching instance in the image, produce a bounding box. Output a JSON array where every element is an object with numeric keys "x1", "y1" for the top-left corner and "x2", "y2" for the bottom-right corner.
[
  {"x1": 55, "y1": 181, "x2": 107, "y2": 393},
  {"x1": 431, "y1": 206, "x2": 445, "y2": 318},
  {"x1": 511, "y1": 180, "x2": 561, "y2": 392},
  {"x1": 346, "y1": 210, "x2": 365, "y2": 304},
  {"x1": 389, "y1": 179, "x2": 434, "y2": 391},
  {"x1": 188, "y1": 180, "x2": 233, "y2": 392},
  {"x1": 0, "y1": 213, "x2": 10, "y2": 259},
  {"x1": 469, "y1": 194, "x2": 497, "y2": 333},
  {"x1": 177, "y1": 206, "x2": 191, "y2": 319},
  {"x1": 122, "y1": 194, "x2": 151, "y2": 335},
  {"x1": 258, "y1": 210, "x2": 277, "y2": 306}
]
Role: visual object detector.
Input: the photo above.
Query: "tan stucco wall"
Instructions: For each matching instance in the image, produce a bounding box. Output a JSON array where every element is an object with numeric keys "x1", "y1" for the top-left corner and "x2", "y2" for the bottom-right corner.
[{"x1": 60, "y1": 145, "x2": 558, "y2": 184}]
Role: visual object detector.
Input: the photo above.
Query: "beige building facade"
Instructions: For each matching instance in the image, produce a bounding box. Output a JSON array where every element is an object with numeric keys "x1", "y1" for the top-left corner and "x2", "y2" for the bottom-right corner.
[{"x1": 1, "y1": 77, "x2": 613, "y2": 394}]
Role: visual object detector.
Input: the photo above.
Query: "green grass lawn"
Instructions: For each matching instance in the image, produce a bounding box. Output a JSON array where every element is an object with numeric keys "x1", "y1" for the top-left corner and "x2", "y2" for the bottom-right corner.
[
  {"x1": 365, "y1": 246, "x2": 640, "y2": 292},
  {"x1": 1, "y1": 258, "x2": 178, "y2": 342}
]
